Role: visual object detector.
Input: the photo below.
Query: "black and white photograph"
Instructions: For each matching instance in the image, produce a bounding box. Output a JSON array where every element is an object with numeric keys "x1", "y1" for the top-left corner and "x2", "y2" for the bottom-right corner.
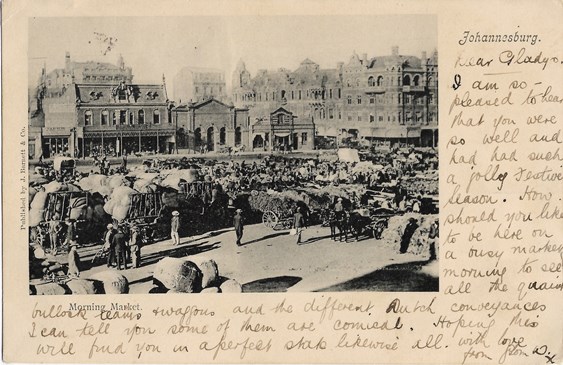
[{"x1": 27, "y1": 15, "x2": 439, "y2": 295}]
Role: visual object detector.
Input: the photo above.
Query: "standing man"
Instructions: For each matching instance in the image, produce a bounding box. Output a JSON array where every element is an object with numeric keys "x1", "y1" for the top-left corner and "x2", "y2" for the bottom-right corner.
[
  {"x1": 112, "y1": 226, "x2": 127, "y2": 270},
  {"x1": 171, "y1": 211, "x2": 180, "y2": 246},
  {"x1": 104, "y1": 223, "x2": 116, "y2": 268},
  {"x1": 63, "y1": 218, "x2": 77, "y2": 249},
  {"x1": 400, "y1": 217, "x2": 419, "y2": 254},
  {"x1": 67, "y1": 242, "x2": 81, "y2": 278},
  {"x1": 428, "y1": 218, "x2": 439, "y2": 261},
  {"x1": 129, "y1": 225, "x2": 142, "y2": 268},
  {"x1": 233, "y1": 209, "x2": 244, "y2": 246},
  {"x1": 293, "y1": 207, "x2": 305, "y2": 244},
  {"x1": 48, "y1": 214, "x2": 62, "y2": 254}
]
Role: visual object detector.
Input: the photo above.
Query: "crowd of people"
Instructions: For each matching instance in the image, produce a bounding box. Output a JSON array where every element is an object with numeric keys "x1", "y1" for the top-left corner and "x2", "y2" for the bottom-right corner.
[{"x1": 30, "y1": 147, "x2": 439, "y2": 282}]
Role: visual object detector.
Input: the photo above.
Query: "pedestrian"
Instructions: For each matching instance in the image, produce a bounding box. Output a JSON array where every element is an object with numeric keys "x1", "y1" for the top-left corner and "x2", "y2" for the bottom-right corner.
[
  {"x1": 400, "y1": 217, "x2": 419, "y2": 254},
  {"x1": 233, "y1": 209, "x2": 244, "y2": 246},
  {"x1": 112, "y1": 226, "x2": 128, "y2": 270},
  {"x1": 293, "y1": 207, "x2": 305, "y2": 244},
  {"x1": 129, "y1": 225, "x2": 142, "y2": 268},
  {"x1": 67, "y1": 242, "x2": 81, "y2": 278},
  {"x1": 171, "y1": 211, "x2": 180, "y2": 245},
  {"x1": 48, "y1": 214, "x2": 62, "y2": 254},
  {"x1": 63, "y1": 218, "x2": 77, "y2": 249},
  {"x1": 104, "y1": 223, "x2": 116, "y2": 267},
  {"x1": 428, "y1": 218, "x2": 439, "y2": 261}
]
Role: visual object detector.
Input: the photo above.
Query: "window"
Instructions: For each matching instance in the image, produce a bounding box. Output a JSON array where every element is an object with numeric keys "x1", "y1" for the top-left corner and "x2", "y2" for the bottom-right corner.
[
  {"x1": 329, "y1": 89, "x2": 333, "y2": 99},
  {"x1": 337, "y1": 88, "x2": 341, "y2": 99},
  {"x1": 101, "y1": 110, "x2": 109, "y2": 125},
  {"x1": 378, "y1": 116, "x2": 383, "y2": 122},
  {"x1": 347, "y1": 115, "x2": 352, "y2": 121},
  {"x1": 357, "y1": 95, "x2": 362, "y2": 104},
  {"x1": 368, "y1": 76, "x2": 375, "y2": 87},
  {"x1": 84, "y1": 110, "x2": 92, "y2": 126},
  {"x1": 298, "y1": 90, "x2": 302, "y2": 100},
  {"x1": 370, "y1": 114, "x2": 375, "y2": 123},
  {"x1": 370, "y1": 97, "x2": 375, "y2": 104},
  {"x1": 377, "y1": 75, "x2": 384, "y2": 86},
  {"x1": 347, "y1": 95, "x2": 352, "y2": 105},
  {"x1": 357, "y1": 115, "x2": 362, "y2": 122},
  {"x1": 301, "y1": 133, "x2": 307, "y2": 145},
  {"x1": 119, "y1": 110, "x2": 127, "y2": 125},
  {"x1": 112, "y1": 111, "x2": 117, "y2": 125},
  {"x1": 329, "y1": 109, "x2": 334, "y2": 119},
  {"x1": 403, "y1": 75, "x2": 411, "y2": 86},
  {"x1": 413, "y1": 75, "x2": 420, "y2": 86},
  {"x1": 129, "y1": 112, "x2": 135, "y2": 124},
  {"x1": 291, "y1": 90, "x2": 294, "y2": 100},
  {"x1": 153, "y1": 110, "x2": 160, "y2": 124},
  {"x1": 195, "y1": 86, "x2": 199, "y2": 93},
  {"x1": 138, "y1": 110, "x2": 145, "y2": 124},
  {"x1": 356, "y1": 79, "x2": 360, "y2": 87},
  {"x1": 338, "y1": 110, "x2": 342, "y2": 119}
]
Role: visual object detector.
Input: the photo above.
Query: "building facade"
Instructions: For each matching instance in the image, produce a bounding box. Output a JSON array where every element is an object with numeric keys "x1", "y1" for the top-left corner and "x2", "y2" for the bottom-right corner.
[
  {"x1": 172, "y1": 98, "x2": 249, "y2": 153},
  {"x1": 173, "y1": 67, "x2": 227, "y2": 104},
  {"x1": 232, "y1": 47, "x2": 438, "y2": 147},
  {"x1": 250, "y1": 107, "x2": 315, "y2": 151},
  {"x1": 30, "y1": 53, "x2": 175, "y2": 159}
]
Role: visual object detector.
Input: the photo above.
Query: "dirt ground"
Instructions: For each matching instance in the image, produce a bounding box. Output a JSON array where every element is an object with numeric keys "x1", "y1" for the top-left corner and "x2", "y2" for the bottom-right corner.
[{"x1": 66, "y1": 222, "x2": 438, "y2": 294}]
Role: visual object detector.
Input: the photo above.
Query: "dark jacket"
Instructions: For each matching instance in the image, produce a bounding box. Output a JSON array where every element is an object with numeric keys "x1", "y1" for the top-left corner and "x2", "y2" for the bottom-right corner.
[
  {"x1": 233, "y1": 214, "x2": 244, "y2": 231},
  {"x1": 112, "y1": 232, "x2": 127, "y2": 252}
]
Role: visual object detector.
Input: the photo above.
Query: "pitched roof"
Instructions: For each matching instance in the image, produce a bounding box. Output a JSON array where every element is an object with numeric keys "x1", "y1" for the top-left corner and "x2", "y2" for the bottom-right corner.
[{"x1": 75, "y1": 83, "x2": 168, "y2": 105}]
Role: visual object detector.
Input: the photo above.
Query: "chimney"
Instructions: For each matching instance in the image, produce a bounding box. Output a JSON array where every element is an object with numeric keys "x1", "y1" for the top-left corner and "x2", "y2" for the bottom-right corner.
[
  {"x1": 392, "y1": 46, "x2": 399, "y2": 56},
  {"x1": 421, "y1": 51, "x2": 427, "y2": 60},
  {"x1": 362, "y1": 53, "x2": 368, "y2": 64}
]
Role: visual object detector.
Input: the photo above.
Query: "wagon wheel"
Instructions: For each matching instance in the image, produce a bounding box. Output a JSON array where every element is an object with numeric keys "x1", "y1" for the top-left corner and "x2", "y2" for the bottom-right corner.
[{"x1": 262, "y1": 211, "x2": 279, "y2": 228}]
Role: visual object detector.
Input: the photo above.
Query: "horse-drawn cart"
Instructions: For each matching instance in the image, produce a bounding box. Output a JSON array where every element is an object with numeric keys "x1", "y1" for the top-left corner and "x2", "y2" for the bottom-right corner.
[{"x1": 262, "y1": 208, "x2": 295, "y2": 230}]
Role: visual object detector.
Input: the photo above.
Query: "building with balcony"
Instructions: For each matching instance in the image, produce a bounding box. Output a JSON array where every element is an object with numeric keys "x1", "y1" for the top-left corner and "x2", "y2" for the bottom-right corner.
[{"x1": 232, "y1": 46, "x2": 438, "y2": 147}]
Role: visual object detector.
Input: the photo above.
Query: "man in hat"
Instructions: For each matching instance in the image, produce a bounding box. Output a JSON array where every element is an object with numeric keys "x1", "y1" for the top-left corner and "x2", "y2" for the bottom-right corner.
[
  {"x1": 400, "y1": 217, "x2": 419, "y2": 254},
  {"x1": 48, "y1": 214, "x2": 62, "y2": 254},
  {"x1": 129, "y1": 225, "x2": 142, "y2": 268},
  {"x1": 67, "y1": 242, "x2": 82, "y2": 278},
  {"x1": 171, "y1": 211, "x2": 180, "y2": 246},
  {"x1": 112, "y1": 226, "x2": 128, "y2": 270},
  {"x1": 233, "y1": 209, "x2": 244, "y2": 246},
  {"x1": 293, "y1": 207, "x2": 305, "y2": 244},
  {"x1": 104, "y1": 223, "x2": 117, "y2": 268},
  {"x1": 428, "y1": 218, "x2": 439, "y2": 261}
]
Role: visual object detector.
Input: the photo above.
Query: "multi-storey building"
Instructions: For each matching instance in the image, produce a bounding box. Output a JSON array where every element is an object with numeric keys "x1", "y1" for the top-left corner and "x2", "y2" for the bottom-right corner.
[
  {"x1": 32, "y1": 53, "x2": 174, "y2": 158},
  {"x1": 232, "y1": 46, "x2": 438, "y2": 147},
  {"x1": 173, "y1": 67, "x2": 227, "y2": 104}
]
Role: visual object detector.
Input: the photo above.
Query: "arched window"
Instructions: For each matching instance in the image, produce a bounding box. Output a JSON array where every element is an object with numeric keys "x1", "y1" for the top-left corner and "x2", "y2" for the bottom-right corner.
[
  {"x1": 403, "y1": 75, "x2": 411, "y2": 86},
  {"x1": 101, "y1": 110, "x2": 109, "y2": 125},
  {"x1": 377, "y1": 75, "x2": 384, "y2": 86},
  {"x1": 84, "y1": 110, "x2": 93, "y2": 126},
  {"x1": 368, "y1": 76, "x2": 375, "y2": 86},
  {"x1": 129, "y1": 112, "x2": 135, "y2": 125},
  {"x1": 219, "y1": 127, "x2": 226, "y2": 145},
  {"x1": 428, "y1": 77, "x2": 433, "y2": 86},
  {"x1": 112, "y1": 111, "x2": 118, "y2": 125},
  {"x1": 138, "y1": 110, "x2": 144, "y2": 124},
  {"x1": 153, "y1": 109, "x2": 160, "y2": 124},
  {"x1": 281, "y1": 90, "x2": 286, "y2": 99},
  {"x1": 413, "y1": 75, "x2": 420, "y2": 86}
]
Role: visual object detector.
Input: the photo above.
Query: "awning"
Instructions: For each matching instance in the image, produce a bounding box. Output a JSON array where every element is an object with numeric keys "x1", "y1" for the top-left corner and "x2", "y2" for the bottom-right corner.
[{"x1": 274, "y1": 132, "x2": 290, "y2": 138}]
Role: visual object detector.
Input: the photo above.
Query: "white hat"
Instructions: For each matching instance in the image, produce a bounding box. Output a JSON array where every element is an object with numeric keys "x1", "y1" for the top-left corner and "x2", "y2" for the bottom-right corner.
[
  {"x1": 107, "y1": 223, "x2": 113, "y2": 229},
  {"x1": 172, "y1": 211, "x2": 180, "y2": 216}
]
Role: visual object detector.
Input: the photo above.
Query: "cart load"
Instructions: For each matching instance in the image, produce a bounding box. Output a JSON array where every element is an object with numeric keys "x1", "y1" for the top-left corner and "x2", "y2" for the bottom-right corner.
[{"x1": 53, "y1": 157, "x2": 76, "y2": 176}]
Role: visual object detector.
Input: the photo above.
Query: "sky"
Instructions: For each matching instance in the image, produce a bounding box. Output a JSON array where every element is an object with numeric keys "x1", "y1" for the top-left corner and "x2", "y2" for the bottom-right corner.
[{"x1": 29, "y1": 16, "x2": 437, "y2": 100}]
